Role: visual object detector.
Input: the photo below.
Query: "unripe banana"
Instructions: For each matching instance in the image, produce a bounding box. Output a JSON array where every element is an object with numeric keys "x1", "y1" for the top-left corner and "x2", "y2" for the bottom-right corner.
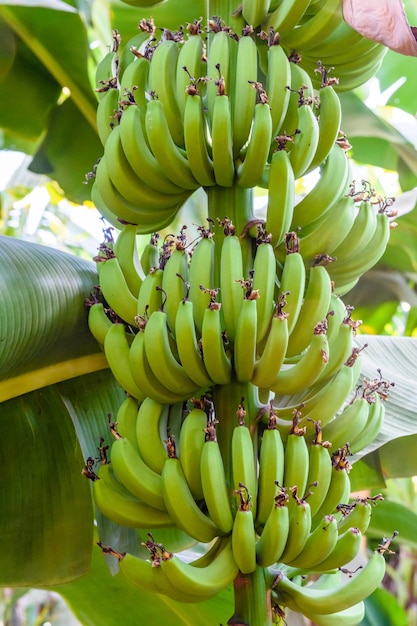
[
  {"x1": 135, "y1": 397, "x2": 169, "y2": 474},
  {"x1": 97, "y1": 255, "x2": 138, "y2": 325},
  {"x1": 265, "y1": 150, "x2": 296, "y2": 248},
  {"x1": 305, "y1": 427, "x2": 333, "y2": 518},
  {"x1": 200, "y1": 424, "x2": 234, "y2": 534},
  {"x1": 277, "y1": 233, "x2": 306, "y2": 335},
  {"x1": 280, "y1": 490, "x2": 312, "y2": 564},
  {"x1": 311, "y1": 526, "x2": 363, "y2": 573},
  {"x1": 201, "y1": 301, "x2": 233, "y2": 385},
  {"x1": 265, "y1": 38, "x2": 291, "y2": 141},
  {"x1": 87, "y1": 301, "x2": 112, "y2": 347},
  {"x1": 160, "y1": 239, "x2": 189, "y2": 334},
  {"x1": 211, "y1": 92, "x2": 235, "y2": 187},
  {"x1": 161, "y1": 455, "x2": 220, "y2": 544},
  {"x1": 179, "y1": 405, "x2": 208, "y2": 501},
  {"x1": 234, "y1": 292, "x2": 259, "y2": 382},
  {"x1": 136, "y1": 267, "x2": 164, "y2": 318},
  {"x1": 115, "y1": 395, "x2": 141, "y2": 452},
  {"x1": 263, "y1": 0, "x2": 312, "y2": 33},
  {"x1": 232, "y1": 405, "x2": 258, "y2": 518},
  {"x1": 232, "y1": 488, "x2": 257, "y2": 574},
  {"x1": 183, "y1": 88, "x2": 216, "y2": 187},
  {"x1": 176, "y1": 22, "x2": 206, "y2": 116},
  {"x1": 252, "y1": 240, "x2": 277, "y2": 345},
  {"x1": 256, "y1": 414, "x2": 285, "y2": 525},
  {"x1": 322, "y1": 397, "x2": 370, "y2": 451},
  {"x1": 288, "y1": 102, "x2": 319, "y2": 179},
  {"x1": 174, "y1": 298, "x2": 213, "y2": 389},
  {"x1": 286, "y1": 514, "x2": 339, "y2": 570},
  {"x1": 256, "y1": 487, "x2": 289, "y2": 567},
  {"x1": 252, "y1": 299, "x2": 289, "y2": 390},
  {"x1": 232, "y1": 30, "x2": 258, "y2": 155},
  {"x1": 113, "y1": 223, "x2": 142, "y2": 297},
  {"x1": 220, "y1": 231, "x2": 245, "y2": 343},
  {"x1": 188, "y1": 228, "x2": 215, "y2": 335},
  {"x1": 103, "y1": 323, "x2": 145, "y2": 401},
  {"x1": 236, "y1": 97, "x2": 273, "y2": 189}
]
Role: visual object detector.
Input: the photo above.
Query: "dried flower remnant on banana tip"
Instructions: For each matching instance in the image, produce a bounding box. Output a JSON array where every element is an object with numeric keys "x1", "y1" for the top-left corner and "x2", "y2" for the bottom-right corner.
[{"x1": 342, "y1": 0, "x2": 417, "y2": 56}]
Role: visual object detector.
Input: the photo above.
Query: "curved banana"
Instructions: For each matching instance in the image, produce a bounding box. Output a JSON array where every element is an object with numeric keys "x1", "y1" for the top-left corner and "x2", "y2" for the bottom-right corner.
[
  {"x1": 274, "y1": 547, "x2": 386, "y2": 616},
  {"x1": 307, "y1": 79, "x2": 342, "y2": 172},
  {"x1": 276, "y1": 233, "x2": 305, "y2": 335},
  {"x1": 96, "y1": 88, "x2": 120, "y2": 146},
  {"x1": 183, "y1": 89, "x2": 216, "y2": 187},
  {"x1": 232, "y1": 412, "x2": 258, "y2": 517},
  {"x1": 93, "y1": 463, "x2": 172, "y2": 528},
  {"x1": 201, "y1": 434, "x2": 234, "y2": 534},
  {"x1": 312, "y1": 459, "x2": 351, "y2": 527},
  {"x1": 234, "y1": 294, "x2": 258, "y2": 382},
  {"x1": 188, "y1": 230, "x2": 215, "y2": 335},
  {"x1": 236, "y1": 99, "x2": 273, "y2": 189},
  {"x1": 349, "y1": 393, "x2": 385, "y2": 454},
  {"x1": 95, "y1": 49, "x2": 118, "y2": 97},
  {"x1": 252, "y1": 240, "x2": 277, "y2": 345},
  {"x1": 116, "y1": 395, "x2": 141, "y2": 452},
  {"x1": 161, "y1": 244, "x2": 189, "y2": 334},
  {"x1": 316, "y1": 315, "x2": 354, "y2": 384},
  {"x1": 113, "y1": 223, "x2": 142, "y2": 297},
  {"x1": 98, "y1": 255, "x2": 139, "y2": 325},
  {"x1": 135, "y1": 397, "x2": 169, "y2": 474},
  {"x1": 290, "y1": 143, "x2": 350, "y2": 230},
  {"x1": 143, "y1": 309, "x2": 199, "y2": 397},
  {"x1": 176, "y1": 22, "x2": 205, "y2": 116},
  {"x1": 286, "y1": 263, "x2": 332, "y2": 358},
  {"x1": 175, "y1": 298, "x2": 213, "y2": 388},
  {"x1": 337, "y1": 497, "x2": 375, "y2": 536},
  {"x1": 119, "y1": 54, "x2": 149, "y2": 113},
  {"x1": 118, "y1": 104, "x2": 186, "y2": 195},
  {"x1": 322, "y1": 397, "x2": 370, "y2": 451},
  {"x1": 330, "y1": 200, "x2": 378, "y2": 268},
  {"x1": 110, "y1": 436, "x2": 166, "y2": 510},
  {"x1": 256, "y1": 490, "x2": 290, "y2": 567},
  {"x1": 265, "y1": 150, "x2": 295, "y2": 248},
  {"x1": 201, "y1": 301, "x2": 233, "y2": 385},
  {"x1": 232, "y1": 31, "x2": 258, "y2": 155},
  {"x1": 305, "y1": 432, "x2": 333, "y2": 518},
  {"x1": 148, "y1": 37, "x2": 184, "y2": 147},
  {"x1": 161, "y1": 535, "x2": 239, "y2": 598},
  {"x1": 211, "y1": 92, "x2": 235, "y2": 187},
  {"x1": 219, "y1": 232, "x2": 244, "y2": 343},
  {"x1": 103, "y1": 323, "x2": 145, "y2": 400},
  {"x1": 265, "y1": 39, "x2": 291, "y2": 141},
  {"x1": 145, "y1": 97, "x2": 199, "y2": 190},
  {"x1": 280, "y1": 492, "x2": 312, "y2": 564},
  {"x1": 129, "y1": 328, "x2": 186, "y2": 405},
  {"x1": 87, "y1": 301, "x2": 112, "y2": 347},
  {"x1": 286, "y1": 514, "x2": 339, "y2": 570},
  {"x1": 263, "y1": 0, "x2": 312, "y2": 33},
  {"x1": 139, "y1": 234, "x2": 160, "y2": 276},
  {"x1": 252, "y1": 299, "x2": 289, "y2": 391},
  {"x1": 311, "y1": 526, "x2": 363, "y2": 573},
  {"x1": 179, "y1": 405, "x2": 208, "y2": 501},
  {"x1": 256, "y1": 415, "x2": 285, "y2": 525},
  {"x1": 232, "y1": 492, "x2": 257, "y2": 574},
  {"x1": 136, "y1": 267, "x2": 164, "y2": 318},
  {"x1": 271, "y1": 329, "x2": 329, "y2": 396},
  {"x1": 288, "y1": 103, "x2": 319, "y2": 179},
  {"x1": 242, "y1": 0, "x2": 271, "y2": 28},
  {"x1": 283, "y1": 420, "x2": 309, "y2": 497},
  {"x1": 161, "y1": 455, "x2": 220, "y2": 543},
  {"x1": 280, "y1": 0, "x2": 341, "y2": 52},
  {"x1": 206, "y1": 28, "x2": 234, "y2": 122}
]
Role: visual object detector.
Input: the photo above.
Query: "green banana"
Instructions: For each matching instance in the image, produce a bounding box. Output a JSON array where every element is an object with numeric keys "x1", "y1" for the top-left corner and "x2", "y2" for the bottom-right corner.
[
  {"x1": 96, "y1": 88, "x2": 120, "y2": 146},
  {"x1": 161, "y1": 243, "x2": 189, "y2": 334},
  {"x1": 256, "y1": 415, "x2": 285, "y2": 525},
  {"x1": 110, "y1": 436, "x2": 166, "y2": 510},
  {"x1": 280, "y1": 492, "x2": 312, "y2": 564},
  {"x1": 113, "y1": 223, "x2": 142, "y2": 297},
  {"x1": 265, "y1": 38, "x2": 291, "y2": 141},
  {"x1": 118, "y1": 104, "x2": 186, "y2": 195},
  {"x1": 176, "y1": 22, "x2": 206, "y2": 116},
  {"x1": 251, "y1": 298, "x2": 289, "y2": 392},
  {"x1": 93, "y1": 463, "x2": 172, "y2": 528},
  {"x1": 330, "y1": 200, "x2": 378, "y2": 267},
  {"x1": 337, "y1": 497, "x2": 376, "y2": 535},
  {"x1": 145, "y1": 97, "x2": 198, "y2": 190},
  {"x1": 251, "y1": 240, "x2": 276, "y2": 345},
  {"x1": 262, "y1": 0, "x2": 312, "y2": 33},
  {"x1": 119, "y1": 53, "x2": 149, "y2": 113},
  {"x1": 312, "y1": 455, "x2": 351, "y2": 526},
  {"x1": 236, "y1": 98, "x2": 273, "y2": 189},
  {"x1": 242, "y1": 0, "x2": 271, "y2": 28},
  {"x1": 179, "y1": 405, "x2": 208, "y2": 501},
  {"x1": 161, "y1": 535, "x2": 239, "y2": 598},
  {"x1": 183, "y1": 89, "x2": 216, "y2": 187},
  {"x1": 234, "y1": 294, "x2": 258, "y2": 383},
  {"x1": 219, "y1": 231, "x2": 244, "y2": 343},
  {"x1": 256, "y1": 489, "x2": 290, "y2": 567},
  {"x1": 286, "y1": 514, "x2": 339, "y2": 570},
  {"x1": 349, "y1": 393, "x2": 385, "y2": 454},
  {"x1": 277, "y1": 234, "x2": 306, "y2": 335},
  {"x1": 307, "y1": 78, "x2": 342, "y2": 172},
  {"x1": 288, "y1": 103, "x2": 319, "y2": 179},
  {"x1": 161, "y1": 455, "x2": 220, "y2": 543},
  {"x1": 322, "y1": 397, "x2": 370, "y2": 451},
  {"x1": 232, "y1": 493, "x2": 257, "y2": 574},
  {"x1": 286, "y1": 263, "x2": 332, "y2": 358},
  {"x1": 274, "y1": 547, "x2": 386, "y2": 615},
  {"x1": 188, "y1": 229, "x2": 215, "y2": 335},
  {"x1": 201, "y1": 301, "x2": 233, "y2": 385},
  {"x1": 271, "y1": 329, "x2": 329, "y2": 396},
  {"x1": 232, "y1": 30, "x2": 258, "y2": 155},
  {"x1": 115, "y1": 395, "x2": 141, "y2": 453},
  {"x1": 129, "y1": 327, "x2": 186, "y2": 405},
  {"x1": 135, "y1": 397, "x2": 169, "y2": 474},
  {"x1": 175, "y1": 298, "x2": 213, "y2": 388},
  {"x1": 311, "y1": 526, "x2": 363, "y2": 573},
  {"x1": 264, "y1": 150, "x2": 296, "y2": 248},
  {"x1": 139, "y1": 234, "x2": 160, "y2": 276},
  {"x1": 95, "y1": 49, "x2": 118, "y2": 98},
  {"x1": 136, "y1": 267, "x2": 164, "y2": 318},
  {"x1": 206, "y1": 28, "x2": 234, "y2": 122},
  {"x1": 143, "y1": 309, "x2": 199, "y2": 397},
  {"x1": 87, "y1": 301, "x2": 112, "y2": 347},
  {"x1": 305, "y1": 429, "x2": 333, "y2": 518},
  {"x1": 103, "y1": 323, "x2": 145, "y2": 400},
  {"x1": 232, "y1": 409, "x2": 258, "y2": 518},
  {"x1": 283, "y1": 419, "x2": 309, "y2": 497},
  {"x1": 200, "y1": 429, "x2": 234, "y2": 534},
  {"x1": 148, "y1": 36, "x2": 184, "y2": 147},
  {"x1": 280, "y1": 0, "x2": 341, "y2": 52},
  {"x1": 211, "y1": 92, "x2": 235, "y2": 187}
]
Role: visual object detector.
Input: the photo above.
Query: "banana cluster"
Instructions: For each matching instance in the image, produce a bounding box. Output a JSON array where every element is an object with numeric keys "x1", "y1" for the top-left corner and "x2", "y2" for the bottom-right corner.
[
  {"x1": 86, "y1": 8, "x2": 397, "y2": 625},
  {"x1": 91, "y1": 16, "x2": 385, "y2": 234}
]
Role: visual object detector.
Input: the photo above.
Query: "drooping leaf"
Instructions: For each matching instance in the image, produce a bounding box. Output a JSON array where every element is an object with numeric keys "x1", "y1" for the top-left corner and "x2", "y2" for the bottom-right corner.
[
  {"x1": 0, "y1": 234, "x2": 104, "y2": 400},
  {"x1": 366, "y1": 499, "x2": 417, "y2": 549},
  {"x1": 361, "y1": 587, "x2": 409, "y2": 626}
]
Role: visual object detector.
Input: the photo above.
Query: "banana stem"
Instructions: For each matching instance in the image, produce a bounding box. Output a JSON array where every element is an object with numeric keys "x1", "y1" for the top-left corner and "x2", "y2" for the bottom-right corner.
[
  {"x1": 206, "y1": 185, "x2": 257, "y2": 285},
  {"x1": 207, "y1": 0, "x2": 245, "y2": 32},
  {"x1": 228, "y1": 567, "x2": 273, "y2": 626}
]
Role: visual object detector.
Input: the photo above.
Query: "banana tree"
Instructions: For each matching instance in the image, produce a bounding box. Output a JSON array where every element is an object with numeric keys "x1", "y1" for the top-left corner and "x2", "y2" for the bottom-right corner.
[{"x1": 1, "y1": 0, "x2": 417, "y2": 624}]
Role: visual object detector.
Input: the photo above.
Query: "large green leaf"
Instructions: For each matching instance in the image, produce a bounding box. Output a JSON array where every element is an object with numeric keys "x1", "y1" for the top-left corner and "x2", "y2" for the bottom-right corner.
[
  {"x1": 0, "y1": 235, "x2": 106, "y2": 400},
  {"x1": 361, "y1": 587, "x2": 408, "y2": 626}
]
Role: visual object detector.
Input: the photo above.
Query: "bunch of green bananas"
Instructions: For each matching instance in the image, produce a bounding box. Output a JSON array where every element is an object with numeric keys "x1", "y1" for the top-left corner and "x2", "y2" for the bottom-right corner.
[{"x1": 85, "y1": 6, "x2": 398, "y2": 625}]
